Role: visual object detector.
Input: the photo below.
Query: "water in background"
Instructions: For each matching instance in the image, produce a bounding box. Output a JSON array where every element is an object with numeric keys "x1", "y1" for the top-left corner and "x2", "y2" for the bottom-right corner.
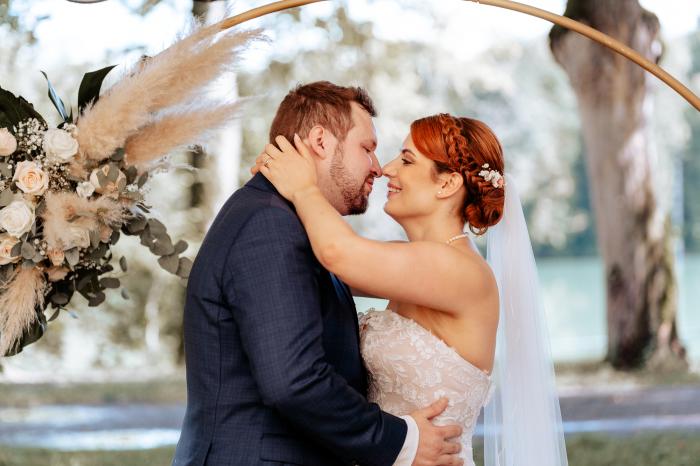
[{"x1": 354, "y1": 254, "x2": 700, "y2": 364}]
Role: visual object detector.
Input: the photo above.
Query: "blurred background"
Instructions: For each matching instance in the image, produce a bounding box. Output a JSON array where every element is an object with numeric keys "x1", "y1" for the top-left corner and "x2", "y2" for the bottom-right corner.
[{"x1": 1, "y1": 0, "x2": 699, "y2": 465}]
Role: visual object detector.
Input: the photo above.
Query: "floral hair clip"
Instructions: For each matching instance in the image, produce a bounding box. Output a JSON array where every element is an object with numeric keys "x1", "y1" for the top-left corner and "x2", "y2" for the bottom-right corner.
[{"x1": 478, "y1": 164, "x2": 504, "y2": 188}]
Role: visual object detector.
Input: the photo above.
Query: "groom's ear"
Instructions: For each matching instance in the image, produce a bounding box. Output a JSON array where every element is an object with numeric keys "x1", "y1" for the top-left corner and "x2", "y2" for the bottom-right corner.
[{"x1": 306, "y1": 125, "x2": 330, "y2": 160}]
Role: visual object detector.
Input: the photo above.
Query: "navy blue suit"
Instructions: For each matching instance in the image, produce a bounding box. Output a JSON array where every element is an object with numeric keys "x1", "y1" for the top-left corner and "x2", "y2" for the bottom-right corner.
[{"x1": 172, "y1": 174, "x2": 407, "y2": 466}]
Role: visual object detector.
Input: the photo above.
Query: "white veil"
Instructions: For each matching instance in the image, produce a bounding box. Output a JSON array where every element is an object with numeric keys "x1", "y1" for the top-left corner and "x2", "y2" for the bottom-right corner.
[{"x1": 483, "y1": 174, "x2": 568, "y2": 466}]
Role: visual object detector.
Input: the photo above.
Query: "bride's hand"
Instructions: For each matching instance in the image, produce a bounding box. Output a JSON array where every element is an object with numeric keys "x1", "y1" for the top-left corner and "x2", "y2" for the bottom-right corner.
[{"x1": 253, "y1": 134, "x2": 319, "y2": 202}]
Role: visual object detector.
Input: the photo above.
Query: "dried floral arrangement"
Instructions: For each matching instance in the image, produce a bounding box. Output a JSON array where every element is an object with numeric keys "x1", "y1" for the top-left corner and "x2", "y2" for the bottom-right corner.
[{"x1": 0, "y1": 24, "x2": 258, "y2": 356}]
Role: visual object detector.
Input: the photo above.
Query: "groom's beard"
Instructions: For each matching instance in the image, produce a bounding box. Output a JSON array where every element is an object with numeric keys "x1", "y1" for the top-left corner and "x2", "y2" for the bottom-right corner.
[{"x1": 330, "y1": 146, "x2": 372, "y2": 215}]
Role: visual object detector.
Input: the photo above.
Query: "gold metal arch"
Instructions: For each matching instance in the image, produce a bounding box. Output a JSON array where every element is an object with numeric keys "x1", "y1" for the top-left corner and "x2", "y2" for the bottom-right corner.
[{"x1": 211, "y1": 0, "x2": 700, "y2": 111}]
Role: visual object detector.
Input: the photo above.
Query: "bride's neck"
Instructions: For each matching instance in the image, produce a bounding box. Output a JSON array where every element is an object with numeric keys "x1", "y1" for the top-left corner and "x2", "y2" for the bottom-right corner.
[{"x1": 400, "y1": 213, "x2": 465, "y2": 244}]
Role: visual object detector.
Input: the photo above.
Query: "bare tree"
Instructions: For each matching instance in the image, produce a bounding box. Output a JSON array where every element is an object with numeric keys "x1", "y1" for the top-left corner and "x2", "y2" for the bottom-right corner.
[{"x1": 549, "y1": 0, "x2": 686, "y2": 369}]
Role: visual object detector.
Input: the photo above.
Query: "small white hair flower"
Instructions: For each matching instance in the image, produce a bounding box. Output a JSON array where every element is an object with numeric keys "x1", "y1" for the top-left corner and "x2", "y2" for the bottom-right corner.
[{"x1": 478, "y1": 163, "x2": 504, "y2": 188}]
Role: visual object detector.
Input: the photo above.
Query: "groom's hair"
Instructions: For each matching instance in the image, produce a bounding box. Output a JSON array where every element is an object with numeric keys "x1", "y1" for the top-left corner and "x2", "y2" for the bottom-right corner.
[{"x1": 269, "y1": 81, "x2": 377, "y2": 144}]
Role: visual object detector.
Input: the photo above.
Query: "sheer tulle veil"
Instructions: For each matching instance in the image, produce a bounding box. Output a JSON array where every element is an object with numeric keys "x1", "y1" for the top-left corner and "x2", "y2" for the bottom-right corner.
[{"x1": 482, "y1": 174, "x2": 568, "y2": 466}]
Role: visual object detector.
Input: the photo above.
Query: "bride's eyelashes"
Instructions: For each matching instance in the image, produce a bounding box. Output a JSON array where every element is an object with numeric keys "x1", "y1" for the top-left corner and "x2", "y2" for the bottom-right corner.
[{"x1": 401, "y1": 158, "x2": 412, "y2": 165}]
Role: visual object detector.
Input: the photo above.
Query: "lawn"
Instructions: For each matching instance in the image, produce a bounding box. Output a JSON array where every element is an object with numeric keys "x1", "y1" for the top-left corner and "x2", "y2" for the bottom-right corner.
[{"x1": 2, "y1": 433, "x2": 700, "y2": 466}]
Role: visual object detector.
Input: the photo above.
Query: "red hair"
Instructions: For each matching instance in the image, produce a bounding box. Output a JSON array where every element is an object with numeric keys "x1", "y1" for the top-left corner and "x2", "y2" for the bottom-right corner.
[{"x1": 410, "y1": 114, "x2": 505, "y2": 234}]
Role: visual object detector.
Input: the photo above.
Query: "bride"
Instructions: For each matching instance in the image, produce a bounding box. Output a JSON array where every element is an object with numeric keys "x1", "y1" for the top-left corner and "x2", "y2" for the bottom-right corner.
[{"x1": 255, "y1": 113, "x2": 568, "y2": 466}]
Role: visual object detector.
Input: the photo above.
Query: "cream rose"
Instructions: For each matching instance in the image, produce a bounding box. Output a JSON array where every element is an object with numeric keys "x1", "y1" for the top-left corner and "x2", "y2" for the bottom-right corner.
[
  {"x1": 13, "y1": 161, "x2": 49, "y2": 195},
  {"x1": 76, "y1": 181, "x2": 95, "y2": 198},
  {"x1": 66, "y1": 225, "x2": 91, "y2": 250},
  {"x1": 43, "y1": 128, "x2": 78, "y2": 164},
  {"x1": 0, "y1": 199, "x2": 34, "y2": 238},
  {"x1": 0, "y1": 128, "x2": 17, "y2": 157},
  {"x1": 47, "y1": 248, "x2": 65, "y2": 267},
  {"x1": 0, "y1": 233, "x2": 20, "y2": 265},
  {"x1": 90, "y1": 166, "x2": 127, "y2": 197}
]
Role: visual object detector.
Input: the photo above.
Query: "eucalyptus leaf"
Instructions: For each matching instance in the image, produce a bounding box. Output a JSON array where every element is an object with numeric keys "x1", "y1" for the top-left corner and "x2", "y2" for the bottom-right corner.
[
  {"x1": 35, "y1": 200, "x2": 46, "y2": 216},
  {"x1": 99, "y1": 277, "x2": 120, "y2": 289},
  {"x1": 65, "y1": 248, "x2": 80, "y2": 266},
  {"x1": 96, "y1": 169, "x2": 108, "y2": 188},
  {"x1": 10, "y1": 241, "x2": 21, "y2": 257},
  {"x1": 126, "y1": 216, "x2": 147, "y2": 234},
  {"x1": 20, "y1": 241, "x2": 36, "y2": 260},
  {"x1": 121, "y1": 288, "x2": 130, "y2": 300},
  {"x1": 0, "y1": 163, "x2": 12, "y2": 178},
  {"x1": 176, "y1": 257, "x2": 193, "y2": 279},
  {"x1": 174, "y1": 240, "x2": 188, "y2": 255},
  {"x1": 51, "y1": 293, "x2": 69, "y2": 306},
  {"x1": 137, "y1": 172, "x2": 149, "y2": 188},
  {"x1": 158, "y1": 254, "x2": 179, "y2": 274},
  {"x1": 40, "y1": 71, "x2": 70, "y2": 122},
  {"x1": 147, "y1": 219, "x2": 166, "y2": 235},
  {"x1": 119, "y1": 256, "x2": 127, "y2": 272},
  {"x1": 21, "y1": 260, "x2": 35, "y2": 269},
  {"x1": 106, "y1": 164, "x2": 119, "y2": 183},
  {"x1": 77, "y1": 65, "x2": 116, "y2": 113},
  {"x1": 88, "y1": 291, "x2": 106, "y2": 307},
  {"x1": 152, "y1": 237, "x2": 175, "y2": 256},
  {"x1": 110, "y1": 148, "x2": 124, "y2": 162},
  {"x1": 0, "y1": 189, "x2": 14, "y2": 207},
  {"x1": 110, "y1": 230, "x2": 120, "y2": 245},
  {"x1": 125, "y1": 166, "x2": 138, "y2": 184}
]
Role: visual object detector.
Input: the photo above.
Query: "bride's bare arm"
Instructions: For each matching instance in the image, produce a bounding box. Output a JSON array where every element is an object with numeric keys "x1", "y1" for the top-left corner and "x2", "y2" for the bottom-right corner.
[{"x1": 288, "y1": 187, "x2": 490, "y2": 313}]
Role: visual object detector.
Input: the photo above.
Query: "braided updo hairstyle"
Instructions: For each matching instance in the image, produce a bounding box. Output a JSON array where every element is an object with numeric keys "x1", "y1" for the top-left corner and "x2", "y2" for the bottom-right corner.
[{"x1": 410, "y1": 114, "x2": 505, "y2": 235}]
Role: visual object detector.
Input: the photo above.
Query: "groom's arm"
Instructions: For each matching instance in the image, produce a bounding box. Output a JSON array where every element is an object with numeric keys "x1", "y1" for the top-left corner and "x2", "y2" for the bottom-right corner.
[{"x1": 224, "y1": 206, "x2": 407, "y2": 466}]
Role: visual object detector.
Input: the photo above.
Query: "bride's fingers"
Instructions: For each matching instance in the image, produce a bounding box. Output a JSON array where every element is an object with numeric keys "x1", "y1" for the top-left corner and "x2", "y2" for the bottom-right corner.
[
  {"x1": 275, "y1": 135, "x2": 298, "y2": 156},
  {"x1": 264, "y1": 143, "x2": 283, "y2": 159},
  {"x1": 292, "y1": 133, "x2": 315, "y2": 161},
  {"x1": 441, "y1": 441, "x2": 461, "y2": 455},
  {"x1": 437, "y1": 424, "x2": 462, "y2": 439},
  {"x1": 436, "y1": 454, "x2": 464, "y2": 466}
]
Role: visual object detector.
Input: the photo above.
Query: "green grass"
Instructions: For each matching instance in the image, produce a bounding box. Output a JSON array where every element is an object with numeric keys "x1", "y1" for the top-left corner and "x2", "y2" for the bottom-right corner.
[
  {"x1": 1, "y1": 433, "x2": 700, "y2": 466},
  {"x1": 0, "y1": 447, "x2": 176, "y2": 466},
  {"x1": 473, "y1": 433, "x2": 700, "y2": 466}
]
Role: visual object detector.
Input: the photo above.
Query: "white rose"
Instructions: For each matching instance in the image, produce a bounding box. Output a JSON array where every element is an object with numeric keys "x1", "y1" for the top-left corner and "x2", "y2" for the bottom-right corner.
[
  {"x1": 0, "y1": 128, "x2": 17, "y2": 157},
  {"x1": 76, "y1": 181, "x2": 95, "y2": 198},
  {"x1": 13, "y1": 161, "x2": 49, "y2": 196},
  {"x1": 0, "y1": 233, "x2": 20, "y2": 265},
  {"x1": 43, "y1": 128, "x2": 78, "y2": 164},
  {"x1": 0, "y1": 200, "x2": 35, "y2": 238},
  {"x1": 66, "y1": 225, "x2": 90, "y2": 250},
  {"x1": 89, "y1": 166, "x2": 126, "y2": 198}
]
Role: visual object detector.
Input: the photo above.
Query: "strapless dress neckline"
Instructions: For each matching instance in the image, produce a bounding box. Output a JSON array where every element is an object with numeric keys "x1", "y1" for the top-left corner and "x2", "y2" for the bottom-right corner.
[{"x1": 369, "y1": 308, "x2": 491, "y2": 381}]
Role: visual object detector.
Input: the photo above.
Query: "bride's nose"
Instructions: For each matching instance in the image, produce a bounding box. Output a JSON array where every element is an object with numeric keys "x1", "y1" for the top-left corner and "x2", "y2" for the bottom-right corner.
[{"x1": 382, "y1": 160, "x2": 397, "y2": 177}]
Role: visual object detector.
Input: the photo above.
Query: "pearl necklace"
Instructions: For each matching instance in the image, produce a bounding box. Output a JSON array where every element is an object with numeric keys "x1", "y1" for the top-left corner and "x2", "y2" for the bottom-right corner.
[{"x1": 446, "y1": 232, "x2": 469, "y2": 245}]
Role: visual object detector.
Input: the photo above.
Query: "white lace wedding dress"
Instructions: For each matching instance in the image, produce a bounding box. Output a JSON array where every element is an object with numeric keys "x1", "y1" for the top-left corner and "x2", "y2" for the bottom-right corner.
[{"x1": 359, "y1": 308, "x2": 492, "y2": 466}]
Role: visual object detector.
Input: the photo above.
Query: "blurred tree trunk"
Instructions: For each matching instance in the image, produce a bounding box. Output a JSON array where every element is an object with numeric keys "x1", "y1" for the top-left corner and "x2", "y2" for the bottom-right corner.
[{"x1": 549, "y1": 0, "x2": 686, "y2": 370}]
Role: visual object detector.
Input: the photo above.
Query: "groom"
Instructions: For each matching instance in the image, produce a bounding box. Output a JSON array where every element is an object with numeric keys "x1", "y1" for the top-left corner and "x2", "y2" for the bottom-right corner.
[{"x1": 173, "y1": 82, "x2": 462, "y2": 466}]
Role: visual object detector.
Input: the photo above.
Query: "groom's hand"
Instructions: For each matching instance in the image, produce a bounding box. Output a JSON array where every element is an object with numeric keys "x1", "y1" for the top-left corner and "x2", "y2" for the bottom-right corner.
[{"x1": 410, "y1": 398, "x2": 463, "y2": 466}]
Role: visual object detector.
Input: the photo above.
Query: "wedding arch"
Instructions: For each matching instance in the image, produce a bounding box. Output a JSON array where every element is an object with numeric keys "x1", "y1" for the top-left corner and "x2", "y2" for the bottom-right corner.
[{"x1": 208, "y1": 0, "x2": 698, "y2": 111}]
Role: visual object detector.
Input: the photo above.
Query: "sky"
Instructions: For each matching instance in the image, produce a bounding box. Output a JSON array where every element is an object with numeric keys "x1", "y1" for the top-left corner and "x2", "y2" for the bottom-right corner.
[{"x1": 14, "y1": 0, "x2": 700, "y2": 68}]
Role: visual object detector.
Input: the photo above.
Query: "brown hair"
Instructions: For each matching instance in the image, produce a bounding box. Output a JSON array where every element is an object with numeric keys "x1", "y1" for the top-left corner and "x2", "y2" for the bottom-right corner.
[
  {"x1": 269, "y1": 81, "x2": 377, "y2": 144},
  {"x1": 410, "y1": 114, "x2": 505, "y2": 235}
]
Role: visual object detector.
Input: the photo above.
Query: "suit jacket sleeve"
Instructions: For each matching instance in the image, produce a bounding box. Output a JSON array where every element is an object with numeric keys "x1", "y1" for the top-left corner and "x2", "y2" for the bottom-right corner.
[{"x1": 223, "y1": 206, "x2": 407, "y2": 466}]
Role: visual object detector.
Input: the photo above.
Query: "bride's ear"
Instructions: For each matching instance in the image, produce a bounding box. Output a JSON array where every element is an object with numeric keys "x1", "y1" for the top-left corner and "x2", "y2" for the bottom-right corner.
[
  {"x1": 305, "y1": 125, "x2": 330, "y2": 160},
  {"x1": 436, "y1": 172, "x2": 464, "y2": 199}
]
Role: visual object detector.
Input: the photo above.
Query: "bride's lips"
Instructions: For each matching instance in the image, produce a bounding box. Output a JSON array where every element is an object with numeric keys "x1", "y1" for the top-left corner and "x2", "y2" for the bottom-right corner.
[{"x1": 387, "y1": 183, "x2": 402, "y2": 197}]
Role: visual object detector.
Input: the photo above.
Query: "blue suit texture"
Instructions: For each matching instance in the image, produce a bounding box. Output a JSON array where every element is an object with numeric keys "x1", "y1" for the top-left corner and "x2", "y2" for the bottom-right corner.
[{"x1": 172, "y1": 174, "x2": 407, "y2": 466}]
